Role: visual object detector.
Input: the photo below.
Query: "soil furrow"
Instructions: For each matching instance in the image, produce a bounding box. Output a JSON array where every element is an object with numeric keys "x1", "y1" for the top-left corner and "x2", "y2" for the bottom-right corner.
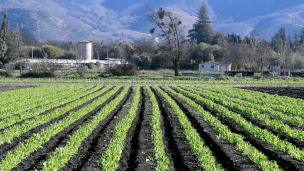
[
  {"x1": 152, "y1": 87, "x2": 201, "y2": 171},
  {"x1": 166, "y1": 87, "x2": 260, "y2": 171},
  {"x1": 240, "y1": 87, "x2": 304, "y2": 100},
  {"x1": 174, "y1": 87, "x2": 304, "y2": 171},
  {"x1": 201, "y1": 87, "x2": 304, "y2": 131},
  {"x1": 133, "y1": 88, "x2": 157, "y2": 171},
  {"x1": 0, "y1": 86, "x2": 112, "y2": 162},
  {"x1": 118, "y1": 87, "x2": 153, "y2": 171},
  {"x1": 59, "y1": 87, "x2": 133, "y2": 171},
  {"x1": 11, "y1": 86, "x2": 124, "y2": 171}
]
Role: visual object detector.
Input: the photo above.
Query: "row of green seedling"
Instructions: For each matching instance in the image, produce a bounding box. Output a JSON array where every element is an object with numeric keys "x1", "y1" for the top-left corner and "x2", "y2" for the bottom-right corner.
[
  {"x1": 199, "y1": 86, "x2": 304, "y2": 136},
  {"x1": 0, "y1": 85, "x2": 107, "y2": 146},
  {"x1": 168, "y1": 86, "x2": 280, "y2": 170},
  {"x1": 155, "y1": 86, "x2": 222, "y2": 171},
  {"x1": 0, "y1": 85, "x2": 80, "y2": 116},
  {"x1": 100, "y1": 86, "x2": 140, "y2": 171},
  {"x1": 178, "y1": 86, "x2": 304, "y2": 163},
  {"x1": 146, "y1": 86, "x2": 170, "y2": 171},
  {"x1": 191, "y1": 86, "x2": 304, "y2": 142},
  {"x1": 214, "y1": 86, "x2": 304, "y2": 116},
  {"x1": 0, "y1": 85, "x2": 94, "y2": 129},
  {"x1": 0, "y1": 86, "x2": 58, "y2": 105},
  {"x1": 0, "y1": 86, "x2": 121, "y2": 170},
  {"x1": 42, "y1": 86, "x2": 130, "y2": 170}
]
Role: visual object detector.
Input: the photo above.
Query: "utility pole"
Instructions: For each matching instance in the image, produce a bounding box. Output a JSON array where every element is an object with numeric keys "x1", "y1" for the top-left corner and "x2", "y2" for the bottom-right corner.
[{"x1": 31, "y1": 47, "x2": 34, "y2": 59}]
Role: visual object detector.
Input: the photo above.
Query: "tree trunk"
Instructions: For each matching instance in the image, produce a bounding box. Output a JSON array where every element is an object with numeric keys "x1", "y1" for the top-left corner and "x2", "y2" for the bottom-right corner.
[{"x1": 174, "y1": 60, "x2": 179, "y2": 76}]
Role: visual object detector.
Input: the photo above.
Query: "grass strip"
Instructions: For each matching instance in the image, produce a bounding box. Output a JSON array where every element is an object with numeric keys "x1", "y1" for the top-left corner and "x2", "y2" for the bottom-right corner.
[
  {"x1": 100, "y1": 86, "x2": 141, "y2": 170},
  {"x1": 169, "y1": 86, "x2": 280, "y2": 170},
  {"x1": 146, "y1": 86, "x2": 170, "y2": 171},
  {"x1": 42, "y1": 86, "x2": 130, "y2": 170},
  {"x1": 155, "y1": 86, "x2": 222, "y2": 171},
  {"x1": 0, "y1": 86, "x2": 122, "y2": 171}
]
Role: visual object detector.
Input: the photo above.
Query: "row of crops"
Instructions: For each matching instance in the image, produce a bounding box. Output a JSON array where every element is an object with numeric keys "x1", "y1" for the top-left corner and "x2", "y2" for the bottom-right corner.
[
  {"x1": 0, "y1": 85, "x2": 304, "y2": 170},
  {"x1": 0, "y1": 76, "x2": 304, "y2": 84}
]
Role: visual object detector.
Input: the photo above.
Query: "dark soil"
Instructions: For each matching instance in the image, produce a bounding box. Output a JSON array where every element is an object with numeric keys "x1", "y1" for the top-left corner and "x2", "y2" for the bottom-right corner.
[
  {"x1": 133, "y1": 88, "x2": 157, "y2": 171},
  {"x1": 61, "y1": 86, "x2": 134, "y2": 171},
  {"x1": 240, "y1": 87, "x2": 304, "y2": 100},
  {"x1": 0, "y1": 86, "x2": 98, "y2": 132},
  {"x1": 173, "y1": 86, "x2": 304, "y2": 171},
  {"x1": 152, "y1": 87, "x2": 202, "y2": 171},
  {"x1": 0, "y1": 86, "x2": 113, "y2": 163},
  {"x1": 165, "y1": 87, "x2": 260, "y2": 171}
]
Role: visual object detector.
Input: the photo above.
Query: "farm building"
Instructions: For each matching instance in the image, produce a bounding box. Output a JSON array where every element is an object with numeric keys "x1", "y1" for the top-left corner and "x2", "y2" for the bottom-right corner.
[
  {"x1": 17, "y1": 40, "x2": 125, "y2": 69},
  {"x1": 199, "y1": 61, "x2": 232, "y2": 71}
]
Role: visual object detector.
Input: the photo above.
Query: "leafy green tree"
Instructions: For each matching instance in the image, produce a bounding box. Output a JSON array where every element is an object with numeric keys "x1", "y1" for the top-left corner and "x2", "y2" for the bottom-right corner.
[
  {"x1": 271, "y1": 27, "x2": 287, "y2": 53},
  {"x1": 227, "y1": 33, "x2": 242, "y2": 44},
  {"x1": 0, "y1": 9, "x2": 9, "y2": 66},
  {"x1": 205, "y1": 53, "x2": 214, "y2": 62},
  {"x1": 294, "y1": 32, "x2": 299, "y2": 48},
  {"x1": 188, "y1": 2, "x2": 214, "y2": 44},
  {"x1": 42, "y1": 45, "x2": 60, "y2": 58},
  {"x1": 300, "y1": 28, "x2": 304, "y2": 45}
]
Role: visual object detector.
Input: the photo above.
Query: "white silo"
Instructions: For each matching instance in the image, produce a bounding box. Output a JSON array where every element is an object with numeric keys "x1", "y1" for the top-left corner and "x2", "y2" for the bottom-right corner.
[{"x1": 77, "y1": 41, "x2": 93, "y2": 60}]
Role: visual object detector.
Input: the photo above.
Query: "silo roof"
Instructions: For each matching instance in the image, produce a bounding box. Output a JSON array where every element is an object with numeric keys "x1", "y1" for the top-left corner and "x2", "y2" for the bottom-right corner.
[{"x1": 78, "y1": 40, "x2": 92, "y2": 43}]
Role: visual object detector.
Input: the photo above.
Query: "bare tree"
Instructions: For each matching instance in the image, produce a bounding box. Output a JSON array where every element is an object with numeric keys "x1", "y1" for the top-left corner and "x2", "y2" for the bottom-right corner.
[
  {"x1": 255, "y1": 39, "x2": 271, "y2": 79},
  {"x1": 141, "y1": 4, "x2": 188, "y2": 76}
]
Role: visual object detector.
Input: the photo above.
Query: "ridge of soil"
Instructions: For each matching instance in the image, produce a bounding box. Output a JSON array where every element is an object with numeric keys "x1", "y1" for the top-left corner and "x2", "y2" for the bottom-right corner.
[
  {"x1": 133, "y1": 88, "x2": 157, "y2": 171},
  {"x1": 0, "y1": 86, "x2": 113, "y2": 162},
  {"x1": 12, "y1": 86, "x2": 125, "y2": 171},
  {"x1": 173, "y1": 87, "x2": 304, "y2": 171},
  {"x1": 60, "y1": 87, "x2": 134, "y2": 171},
  {"x1": 0, "y1": 86, "x2": 99, "y2": 132},
  {"x1": 240, "y1": 87, "x2": 304, "y2": 100},
  {"x1": 166, "y1": 87, "x2": 261, "y2": 171},
  {"x1": 152, "y1": 87, "x2": 202, "y2": 171}
]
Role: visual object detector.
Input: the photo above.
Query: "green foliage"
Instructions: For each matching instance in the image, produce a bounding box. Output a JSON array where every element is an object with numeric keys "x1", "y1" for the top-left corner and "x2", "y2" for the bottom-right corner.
[
  {"x1": 87, "y1": 62, "x2": 93, "y2": 69},
  {"x1": 172, "y1": 86, "x2": 280, "y2": 170},
  {"x1": 42, "y1": 44, "x2": 61, "y2": 58},
  {"x1": 100, "y1": 86, "x2": 138, "y2": 170},
  {"x1": 188, "y1": 2, "x2": 214, "y2": 44},
  {"x1": 95, "y1": 61, "x2": 101, "y2": 67},
  {"x1": 146, "y1": 86, "x2": 170, "y2": 170},
  {"x1": 183, "y1": 86, "x2": 304, "y2": 164},
  {"x1": 155, "y1": 86, "x2": 222, "y2": 171},
  {"x1": 205, "y1": 53, "x2": 214, "y2": 62}
]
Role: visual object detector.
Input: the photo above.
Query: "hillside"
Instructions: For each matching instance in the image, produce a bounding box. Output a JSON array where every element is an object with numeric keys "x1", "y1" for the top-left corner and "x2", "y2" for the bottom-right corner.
[{"x1": 1, "y1": 0, "x2": 304, "y2": 41}]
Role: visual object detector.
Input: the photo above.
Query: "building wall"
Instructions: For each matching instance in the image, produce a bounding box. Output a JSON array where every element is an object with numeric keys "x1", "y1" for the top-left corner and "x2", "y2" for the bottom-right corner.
[
  {"x1": 199, "y1": 64, "x2": 219, "y2": 71},
  {"x1": 219, "y1": 65, "x2": 231, "y2": 71},
  {"x1": 78, "y1": 42, "x2": 92, "y2": 60}
]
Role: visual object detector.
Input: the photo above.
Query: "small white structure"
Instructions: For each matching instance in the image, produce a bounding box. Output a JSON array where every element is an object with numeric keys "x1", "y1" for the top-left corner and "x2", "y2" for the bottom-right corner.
[
  {"x1": 199, "y1": 61, "x2": 232, "y2": 71},
  {"x1": 19, "y1": 58, "x2": 124, "y2": 69},
  {"x1": 77, "y1": 41, "x2": 93, "y2": 60}
]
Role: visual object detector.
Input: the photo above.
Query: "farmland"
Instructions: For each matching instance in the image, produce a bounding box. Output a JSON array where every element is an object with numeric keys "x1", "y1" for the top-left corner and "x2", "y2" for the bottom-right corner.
[{"x1": 1, "y1": 85, "x2": 304, "y2": 170}]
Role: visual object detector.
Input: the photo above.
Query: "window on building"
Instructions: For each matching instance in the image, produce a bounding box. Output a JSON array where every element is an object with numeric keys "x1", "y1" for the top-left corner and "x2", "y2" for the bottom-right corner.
[
  {"x1": 211, "y1": 65, "x2": 214, "y2": 69},
  {"x1": 201, "y1": 65, "x2": 204, "y2": 68}
]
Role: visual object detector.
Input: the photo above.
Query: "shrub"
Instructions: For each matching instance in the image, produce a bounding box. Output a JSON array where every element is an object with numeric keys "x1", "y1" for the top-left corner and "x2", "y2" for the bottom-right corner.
[{"x1": 107, "y1": 64, "x2": 138, "y2": 76}]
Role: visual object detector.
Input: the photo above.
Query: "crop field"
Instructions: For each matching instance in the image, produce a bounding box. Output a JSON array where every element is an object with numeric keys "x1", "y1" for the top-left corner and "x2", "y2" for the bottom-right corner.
[{"x1": 1, "y1": 85, "x2": 304, "y2": 170}]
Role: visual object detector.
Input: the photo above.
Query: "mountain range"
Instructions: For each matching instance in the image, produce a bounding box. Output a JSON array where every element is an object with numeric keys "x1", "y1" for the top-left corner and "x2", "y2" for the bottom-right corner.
[{"x1": 1, "y1": 0, "x2": 304, "y2": 42}]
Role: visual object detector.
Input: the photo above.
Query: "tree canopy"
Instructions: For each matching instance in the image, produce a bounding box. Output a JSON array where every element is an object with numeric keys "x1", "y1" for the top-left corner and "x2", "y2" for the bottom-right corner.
[{"x1": 188, "y1": 2, "x2": 214, "y2": 44}]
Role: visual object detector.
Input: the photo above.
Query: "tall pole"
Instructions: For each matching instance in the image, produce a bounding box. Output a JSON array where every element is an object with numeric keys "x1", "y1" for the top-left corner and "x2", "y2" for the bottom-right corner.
[{"x1": 31, "y1": 47, "x2": 34, "y2": 59}]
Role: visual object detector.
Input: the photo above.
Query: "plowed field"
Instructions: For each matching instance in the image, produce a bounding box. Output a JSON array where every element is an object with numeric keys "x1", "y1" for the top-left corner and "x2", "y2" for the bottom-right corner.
[{"x1": 1, "y1": 85, "x2": 304, "y2": 171}]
